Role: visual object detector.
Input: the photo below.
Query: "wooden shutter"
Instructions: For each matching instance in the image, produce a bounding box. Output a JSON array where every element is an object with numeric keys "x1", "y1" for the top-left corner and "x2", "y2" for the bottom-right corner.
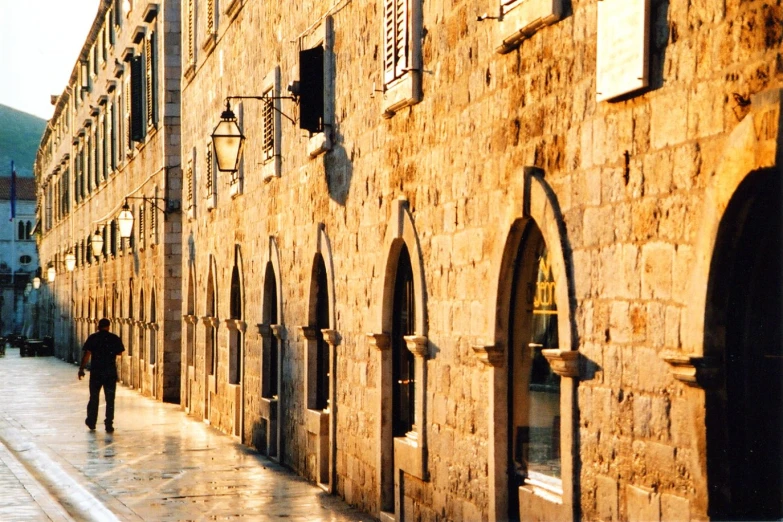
[
  {"x1": 205, "y1": 146, "x2": 214, "y2": 197},
  {"x1": 262, "y1": 90, "x2": 274, "y2": 161},
  {"x1": 299, "y1": 47, "x2": 324, "y2": 133},
  {"x1": 384, "y1": 0, "x2": 408, "y2": 83},
  {"x1": 130, "y1": 55, "x2": 146, "y2": 142},
  {"x1": 187, "y1": 0, "x2": 194, "y2": 64},
  {"x1": 207, "y1": 0, "x2": 215, "y2": 35}
]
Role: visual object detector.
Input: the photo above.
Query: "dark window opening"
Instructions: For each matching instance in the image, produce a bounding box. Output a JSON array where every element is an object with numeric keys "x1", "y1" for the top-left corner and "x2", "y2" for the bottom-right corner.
[
  {"x1": 314, "y1": 255, "x2": 329, "y2": 410},
  {"x1": 299, "y1": 46, "x2": 324, "y2": 134},
  {"x1": 392, "y1": 245, "x2": 415, "y2": 437}
]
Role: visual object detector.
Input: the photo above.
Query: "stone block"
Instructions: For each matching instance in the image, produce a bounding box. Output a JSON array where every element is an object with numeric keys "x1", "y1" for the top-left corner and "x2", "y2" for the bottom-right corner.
[
  {"x1": 596, "y1": 475, "x2": 619, "y2": 521},
  {"x1": 661, "y1": 493, "x2": 690, "y2": 522},
  {"x1": 641, "y1": 242, "x2": 673, "y2": 300},
  {"x1": 626, "y1": 485, "x2": 661, "y2": 522}
]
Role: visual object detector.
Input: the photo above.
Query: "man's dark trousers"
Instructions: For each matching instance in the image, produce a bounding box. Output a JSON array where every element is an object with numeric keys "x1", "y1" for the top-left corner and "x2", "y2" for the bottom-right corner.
[{"x1": 86, "y1": 373, "x2": 117, "y2": 428}]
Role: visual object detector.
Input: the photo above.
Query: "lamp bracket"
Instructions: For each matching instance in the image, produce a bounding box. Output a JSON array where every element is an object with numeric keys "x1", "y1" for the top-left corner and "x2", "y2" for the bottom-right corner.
[
  {"x1": 124, "y1": 196, "x2": 179, "y2": 218},
  {"x1": 224, "y1": 95, "x2": 298, "y2": 125}
]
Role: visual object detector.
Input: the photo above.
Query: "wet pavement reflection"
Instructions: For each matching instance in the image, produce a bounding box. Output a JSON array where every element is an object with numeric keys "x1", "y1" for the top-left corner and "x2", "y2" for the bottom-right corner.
[{"x1": 0, "y1": 349, "x2": 370, "y2": 521}]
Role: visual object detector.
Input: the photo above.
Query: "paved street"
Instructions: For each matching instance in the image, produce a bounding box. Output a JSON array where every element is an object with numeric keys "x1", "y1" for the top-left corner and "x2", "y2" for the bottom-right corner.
[{"x1": 0, "y1": 348, "x2": 370, "y2": 521}]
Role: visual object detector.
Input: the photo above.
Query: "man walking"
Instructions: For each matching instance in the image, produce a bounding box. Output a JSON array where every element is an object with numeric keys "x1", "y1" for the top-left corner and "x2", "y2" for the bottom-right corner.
[{"x1": 78, "y1": 318, "x2": 124, "y2": 432}]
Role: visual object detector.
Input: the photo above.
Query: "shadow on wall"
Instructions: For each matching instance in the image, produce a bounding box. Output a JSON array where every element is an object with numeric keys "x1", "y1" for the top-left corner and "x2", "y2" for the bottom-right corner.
[{"x1": 324, "y1": 125, "x2": 353, "y2": 206}]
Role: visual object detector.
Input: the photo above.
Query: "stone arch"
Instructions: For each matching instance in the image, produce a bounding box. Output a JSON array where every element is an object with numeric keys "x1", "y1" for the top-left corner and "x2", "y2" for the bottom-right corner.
[
  {"x1": 483, "y1": 167, "x2": 579, "y2": 522},
  {"x1": 682, "y1": 91, "x2": 782, "y2": 354},
  {"x1": 703, "y1": 168, "x2": 781, "y2": 519},
  {"x1": 260, "y1": 237, "x2": 283, "y2": 325},
  {"x1": 372, "y1": 197, "x2": 427, "y2": 336},
  {"x1": 306, "y1": 223, "x2": 336, "y2": 329}
]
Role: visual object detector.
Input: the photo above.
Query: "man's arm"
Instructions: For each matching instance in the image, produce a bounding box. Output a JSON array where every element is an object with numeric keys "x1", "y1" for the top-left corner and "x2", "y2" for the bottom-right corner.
[{"x1": 78, "y1": 351, "x2": 91, "y2": 380}]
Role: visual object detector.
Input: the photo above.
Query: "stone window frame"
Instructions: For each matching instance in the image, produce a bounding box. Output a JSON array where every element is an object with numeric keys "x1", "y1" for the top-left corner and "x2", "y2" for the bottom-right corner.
[
  {"x1": 204, "y1": 139, "x2": 217, "y2": 210},
  {"x1": 299, "y1": 223, "x2": 340, "y2": 491},
  {"x1": 202, "y1": 0, "x2": 218, "y2": 54},
  {"x1": 184, "y1": 0, "x2": 196, "y2": 80},
  {"x1": 381, "y1": 0, "x2": 422, "y2": 118},
  {"x1": 260, "y1": 67, "x2": 282, "y2": 182},
  {"x1": 298, "y1": 16, "x2": 334, "y2": 158},
  {"x1": 257, "y1": 236, "x2": 284, "y2": 460},
  {"x1": 368, "y1": 196, "x2": 429, "y2": 518},
  {"x1": 476, "y1": 167, "x2": 579, "y2": 521},
  {"x1": 494, "y1": 0, "x2": 563, "y2": 54},
  {"x1": 186, "y1": 147, "x2": 196, "y2": 220}
]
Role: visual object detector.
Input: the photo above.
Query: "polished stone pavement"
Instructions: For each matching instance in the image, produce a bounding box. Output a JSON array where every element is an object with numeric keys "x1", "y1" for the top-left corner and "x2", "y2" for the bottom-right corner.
[{"x1": 0, "y1": 348, "x2": 371, "y2": 521}]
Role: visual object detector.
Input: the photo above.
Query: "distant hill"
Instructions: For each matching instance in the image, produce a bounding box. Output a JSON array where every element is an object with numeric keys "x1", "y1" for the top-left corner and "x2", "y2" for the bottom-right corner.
[{"x1": 0, "y1": 104, "x2": 47, "y2": 178}]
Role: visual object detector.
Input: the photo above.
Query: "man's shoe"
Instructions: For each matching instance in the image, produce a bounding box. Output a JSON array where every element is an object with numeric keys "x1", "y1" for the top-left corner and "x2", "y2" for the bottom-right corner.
[
  {"x1": 85, "y1": 420, "x2": 96, "y2": 431},
  {"x1": 105, "y1": 425, "x2": 114, "y2": 433}
]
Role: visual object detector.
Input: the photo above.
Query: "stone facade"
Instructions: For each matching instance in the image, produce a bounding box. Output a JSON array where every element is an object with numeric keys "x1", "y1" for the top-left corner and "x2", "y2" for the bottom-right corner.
[
  {"x1": 34, "y1": 0, "x2": 183, "y2": 401},
  {"x1": 39, "y1": 0, "x2": 783, "y2": 520}
]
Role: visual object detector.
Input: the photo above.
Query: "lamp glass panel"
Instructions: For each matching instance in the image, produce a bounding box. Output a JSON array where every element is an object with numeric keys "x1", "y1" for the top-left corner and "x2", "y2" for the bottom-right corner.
[
  {"x1": 212, "y1": 119, "x2": 245, "y2": 172},
  {"x1": 91, "y1": 233, "x2": 104, "y2": 257},
  {"x1": 118, "y1": 209, "x2": 134, "y2": 238},
  {"x1": 47, "y1": 267, "x2": 56, "y2": 283}
]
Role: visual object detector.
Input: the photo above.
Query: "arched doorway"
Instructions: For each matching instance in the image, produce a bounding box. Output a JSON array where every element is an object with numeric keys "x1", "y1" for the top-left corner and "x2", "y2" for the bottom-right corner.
[
  {"x1": 260, "y1": 261, "x2": 280, "y2": 458},
  {"x1": 507, "y1": 221, "x2": 562, "y2": 520},
  {"x1": 706, "y1": 169, "x2": 782, "y2": 520},
  {"x1": 205, "y1": 269, "x2": 217, "y2": 422}
]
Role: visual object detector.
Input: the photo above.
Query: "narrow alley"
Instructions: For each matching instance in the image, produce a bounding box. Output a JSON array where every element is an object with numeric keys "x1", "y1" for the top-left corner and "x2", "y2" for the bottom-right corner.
[{"x1": 0, "y1": 348, "x2": 370, "y2": 521}]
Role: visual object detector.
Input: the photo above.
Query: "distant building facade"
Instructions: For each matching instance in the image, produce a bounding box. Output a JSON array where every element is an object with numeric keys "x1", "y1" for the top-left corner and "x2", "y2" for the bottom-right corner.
[
  {"x1": 35, "y1": 0, "x2": 182, "y2": 401},
  {"x1": 39, "y1": 0, "x2": 782, "y2": 521},
  {"x1": 0, "y1": 176, "x2": 38, "y2": 335}
]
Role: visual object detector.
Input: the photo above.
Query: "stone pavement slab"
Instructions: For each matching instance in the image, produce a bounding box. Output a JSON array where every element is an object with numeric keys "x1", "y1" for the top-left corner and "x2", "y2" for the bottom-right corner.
[
  {"x1": 0, "y1": 439, "x2": 74, "y2": 521},
  {"x1": 0, "y1": 348, "x2": 372, "y2": 521}
]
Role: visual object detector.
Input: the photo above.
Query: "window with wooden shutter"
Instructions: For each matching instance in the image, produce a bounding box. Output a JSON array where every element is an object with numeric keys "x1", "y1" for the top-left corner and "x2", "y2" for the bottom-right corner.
[
  {"x1": 145, "y1": 32, "x2": 157, "y2": 128},
  {"x1": 262, "y1": 89, "x2": 274, "y2": 162},
  {"x1": 124, "y1": 76, "x2": 131, "y2": 150},
  {"x1": 130, "y1": 55, "x2": 146, "y2": 142},
  {"x1": 207, "y1": 0, "x2": 215, "y2": 35},
  {"x1": 205, "y1": 143, "x2": 216, "y2": 209},
  {"x1": 138, "y1": 202, "x2": 146, "y2": 249},
  {"x1": 186, "y1": 162, "x2": 194, "y2": 211},
  {"x1": 187, "y1": 0, "x2": 195, "y2": 65},
  {"x1": 384, "y1": 0, "x2": 408, "y2": 84},
  {"x1": 150, "y1": 197, "x2": 157, "y2": 244},
  {"x1": 380, "y1": 0, "x2": 421, "y2": 117}
]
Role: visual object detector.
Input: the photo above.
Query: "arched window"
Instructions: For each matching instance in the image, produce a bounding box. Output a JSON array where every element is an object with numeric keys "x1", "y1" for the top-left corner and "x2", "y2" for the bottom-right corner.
[
  {"x1": 313, "y1": 254, "x2": 329, "y2": 411},
  {"x1": 392, "y1": 245, "x2": 415, "y2": 437},
  {"x1": 508, "y1": 222, "x2": 561, "y2": 517},
  {"x1": 206, "y1": 271, "x2": 217, "y2": 377},
  {"x1": 25, "y1": 221, "x2": 32, "y2": 239},
  {"x1": 17, "y1": 221, "x2": 24, "y2": 240},
  {"x1": 228, "y1": 265, "x2": 242, "y2": 385},
  {"x1": 261, "y1": 263, "x2": 278, "y2": 398},
  {"x1": 149, "y1": 291, "x2": 157, "y2": 365}
]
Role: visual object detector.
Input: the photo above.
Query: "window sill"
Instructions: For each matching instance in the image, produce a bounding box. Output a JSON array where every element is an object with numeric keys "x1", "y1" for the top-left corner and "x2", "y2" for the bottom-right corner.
[
  {"x1": 306, "y1": 408, "x2": 329, "y2": 435},
  {"x1": 495, "y1": 0, "x2": 563, "y2": 54},
  {"x1": 230, "y1": 180, "x2": 242, "y2": 198},
  {"x1": 261, "y1": 157, "x2": 280, "y2": 182},
  {"x1": 307, "y1": 129, "x2": 331, "y2": 158},
  {"x1": 202, "y1": 33, "x2": 217, "y2": 54},
  {"x1": 382, "y1": 71, "x2": 421, "y2": 119},
  {"x1": 205, "y1": 195, "x2": 216, "y2": 211},
  {"x1": 394, "y1": 434, "x2": 427, "y2": 480},
  {"x1": 259, "y1": 396, "x2": 278, "y2": 419},
  {"x1": 183, "y1": 63, "x2": 196, "y2": 82}
]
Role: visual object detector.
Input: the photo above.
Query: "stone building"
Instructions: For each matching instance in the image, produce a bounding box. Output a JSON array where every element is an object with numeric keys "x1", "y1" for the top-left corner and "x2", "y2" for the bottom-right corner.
[
  {"x1": 0, "y1": 176, "x2": 39, "y2": 335},
  {"x1": 34, "y1": 0, "x2": 183, "y2": 401},
  {"x1": 38, "y1": 0, "x2": 782, "y2": 520}
]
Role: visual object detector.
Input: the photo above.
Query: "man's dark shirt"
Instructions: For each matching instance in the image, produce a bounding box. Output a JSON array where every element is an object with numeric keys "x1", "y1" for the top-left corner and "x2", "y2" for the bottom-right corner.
[{"x1": 83, "y1": 331, "x2": 125, "y2": 378}]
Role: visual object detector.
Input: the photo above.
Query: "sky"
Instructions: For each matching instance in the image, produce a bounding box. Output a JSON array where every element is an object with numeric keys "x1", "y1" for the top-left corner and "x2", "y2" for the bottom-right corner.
[{"x1": 0, "y1": 0, "x2": 101, "y2": 120}]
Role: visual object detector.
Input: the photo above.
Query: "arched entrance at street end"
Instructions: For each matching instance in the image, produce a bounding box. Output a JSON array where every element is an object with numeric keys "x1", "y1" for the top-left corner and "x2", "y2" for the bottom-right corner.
[{"x1": 705, "y1": 168, "x2": 782, "y2": 520}]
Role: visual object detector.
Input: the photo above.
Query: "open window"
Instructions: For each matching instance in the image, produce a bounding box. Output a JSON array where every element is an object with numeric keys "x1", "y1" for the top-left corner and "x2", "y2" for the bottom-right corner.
[{"x1": 295, "y1": 16, "x2": 333, "y2": 157}]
